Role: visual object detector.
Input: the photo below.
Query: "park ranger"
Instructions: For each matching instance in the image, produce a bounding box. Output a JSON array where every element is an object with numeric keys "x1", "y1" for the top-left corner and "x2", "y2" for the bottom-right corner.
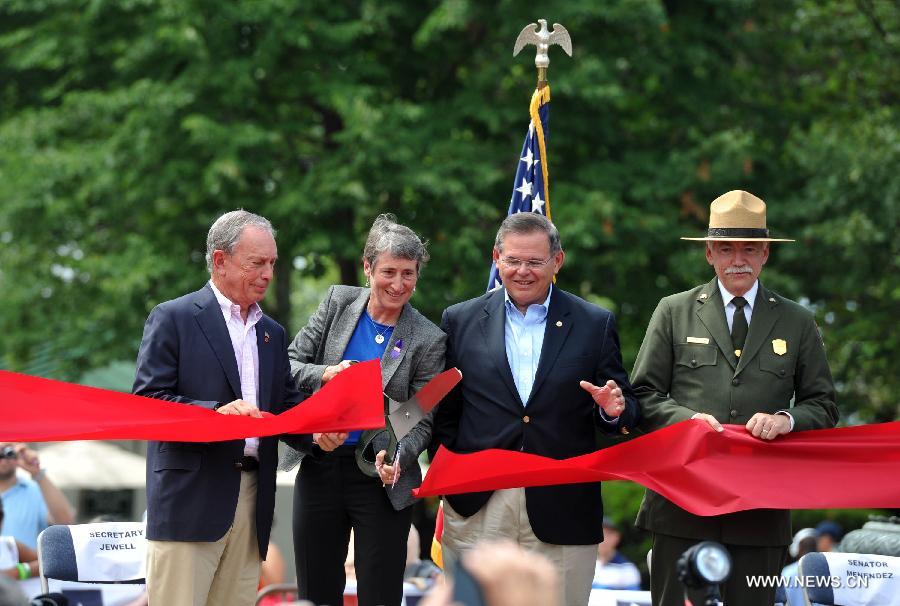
[{"x1": 631, "y1": 190, "x2": 839, "y2": 606}]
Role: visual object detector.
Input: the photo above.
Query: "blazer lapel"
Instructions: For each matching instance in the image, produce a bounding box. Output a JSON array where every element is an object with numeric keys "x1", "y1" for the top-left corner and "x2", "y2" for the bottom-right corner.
[
  {"x1": 381, "y1": 303, "x2": 412, "y2": 390},
  {"x1": 256, "y1": 317, "x2": 273, "y2": 411},
  {"x1": 695, "y1": 278, "x2": 737, "y2": 371},
  {"x1": 193, "y1": 285, "x2": 242, "y2": 399},
  {"x1": 528, "y1": 289, "x2": 572, "y2": 404},
  {"x1": 735, "y1": 284, "x2": 779, "y2": 377},
  {"x1": 479, "y1": 290, "x2": 523, "y2": 407},
  {"x1": 326, "y1": 289, "x2": 369, "y2": 366}
]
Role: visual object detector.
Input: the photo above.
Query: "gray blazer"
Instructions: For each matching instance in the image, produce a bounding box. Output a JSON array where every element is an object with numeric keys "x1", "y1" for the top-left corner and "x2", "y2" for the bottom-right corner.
[{"x1": 279, "y1": 285, "x2": 446, "y2": 510}]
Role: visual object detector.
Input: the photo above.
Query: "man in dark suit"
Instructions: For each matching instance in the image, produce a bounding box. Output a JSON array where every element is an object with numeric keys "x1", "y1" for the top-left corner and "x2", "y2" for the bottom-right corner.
[
  {"x1": 133, "y1": 210, "x2": 306, "y2": 606},
  {"x1": 432, "y1": 212, "x2": 639, "y2": 606},
  {"x1": 631, "y1": 190, "x2": 839, "y2": 606}
]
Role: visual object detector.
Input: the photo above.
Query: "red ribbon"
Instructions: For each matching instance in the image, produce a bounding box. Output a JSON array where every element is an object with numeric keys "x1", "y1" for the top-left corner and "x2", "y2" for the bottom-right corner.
[
  {"x1": 0, "y1": 360, "x2": 385, "y2": 442},
  {"x1": 415, "y1": 421, "x2": 900, "y2": 516}
]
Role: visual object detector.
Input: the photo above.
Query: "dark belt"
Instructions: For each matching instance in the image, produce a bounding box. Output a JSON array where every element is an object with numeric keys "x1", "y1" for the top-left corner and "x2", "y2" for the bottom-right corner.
[{"x1": 234, "y1": 456, "x2": 259, "y2": 472}]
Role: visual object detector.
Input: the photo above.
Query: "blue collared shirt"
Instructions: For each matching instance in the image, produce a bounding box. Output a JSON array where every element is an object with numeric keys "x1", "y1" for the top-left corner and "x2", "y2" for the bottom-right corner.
[
  {"x1": 0, "y1": 473, "x2": 49, "y2": 549},
  {"x1": 504, "y1": 286, "x2": 553, "y2": 406}
]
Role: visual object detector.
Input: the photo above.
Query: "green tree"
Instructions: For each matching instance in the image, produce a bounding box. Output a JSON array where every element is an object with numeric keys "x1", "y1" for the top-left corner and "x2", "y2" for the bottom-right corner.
[{"x1": 1, "y1": 0, "x2": 896, "y2": 428}]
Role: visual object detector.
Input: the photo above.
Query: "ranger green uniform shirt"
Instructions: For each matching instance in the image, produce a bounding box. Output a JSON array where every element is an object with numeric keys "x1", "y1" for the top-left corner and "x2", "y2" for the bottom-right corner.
[{"x1": 632, "y1": 278, "x2": 838, "y2": 545}]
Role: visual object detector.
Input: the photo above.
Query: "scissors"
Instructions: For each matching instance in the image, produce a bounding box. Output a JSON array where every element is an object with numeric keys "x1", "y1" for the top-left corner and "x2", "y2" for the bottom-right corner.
[{"x1": 362, "y1": 367, "x2": 462, "y2": 484}]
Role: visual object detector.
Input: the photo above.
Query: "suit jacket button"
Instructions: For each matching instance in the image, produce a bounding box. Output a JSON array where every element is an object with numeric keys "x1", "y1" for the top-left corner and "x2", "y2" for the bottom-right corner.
[
  {"x1": 690, "y1": 359, "x2": 698, "y2": 367},
  {"x1": 730, "y1": 410, "x2": 738, "y2": 418},
  {"x1": 779, "y1": 369, "x2": 786, "y2": 377},
  {"x1": 523, "y1": 415, "x2": 530, "y2": 424},
  {"x1": 732, "y1": 378, "x2": 740, "y2": 386}
]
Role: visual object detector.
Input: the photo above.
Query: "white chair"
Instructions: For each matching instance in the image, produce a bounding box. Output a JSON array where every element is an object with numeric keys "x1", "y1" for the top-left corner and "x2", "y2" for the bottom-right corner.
[
  {"x1": 37, "y1": 522, "x2": 146, "y2": 597},
  {"x1": 798, "y1": 551, "x2": 900, "y2": 606}
]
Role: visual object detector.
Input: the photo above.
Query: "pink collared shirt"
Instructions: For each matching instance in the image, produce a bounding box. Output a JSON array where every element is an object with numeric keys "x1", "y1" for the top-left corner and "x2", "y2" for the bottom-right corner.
[{"x1": 209, "y1": 281, "x2": 262, "y2": 459}]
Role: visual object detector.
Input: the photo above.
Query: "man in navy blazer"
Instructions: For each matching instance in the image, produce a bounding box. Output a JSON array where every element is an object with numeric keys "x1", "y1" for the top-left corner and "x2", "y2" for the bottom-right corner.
[
  {"x1": 432, "y1": 213, "x2": 639, "y2": 606},
  {"x1": 133, "y1": 210, "x2": 306, "y2": 606}
]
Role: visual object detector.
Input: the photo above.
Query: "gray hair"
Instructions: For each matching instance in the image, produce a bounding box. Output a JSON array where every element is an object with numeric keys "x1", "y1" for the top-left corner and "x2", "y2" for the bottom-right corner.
[
  {"x1": 494, "y1": 213, "x2": 562, "y2": 255},
  {"x1": 205, "y1": 210, "x2": 275, "y2": 273},
  {"x1": 362, "y1": 214, "x2": 430, "y2": 272}
]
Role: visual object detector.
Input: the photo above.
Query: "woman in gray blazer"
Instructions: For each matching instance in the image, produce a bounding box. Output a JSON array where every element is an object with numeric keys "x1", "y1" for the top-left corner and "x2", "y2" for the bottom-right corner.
[{"x1": 280, "y1": 214, "x2": 446, "y2": 606}]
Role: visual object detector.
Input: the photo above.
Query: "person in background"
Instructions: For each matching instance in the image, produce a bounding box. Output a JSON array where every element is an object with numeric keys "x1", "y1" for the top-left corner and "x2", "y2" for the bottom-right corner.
[
  {"x1": 0, "y1": 444, "x2": 74, "y2": 549},
  {"x1": 592, "y1": 517, "x2": 641, "y2": 591},
  {"x1": 815, "y1": 520, "x2": 843, "y2": 552},
  {"x1": 256, "y1": 541, "x2": 289, "y2": 606},
  {"x1": 781, "y1": 528, "x2": 818, "y2": 606},
  {"x1": 403, "y1": 526, "x2": 441, "y2": 589},
  {"x1": 344, "y1": 526, "x2": 441, "y2": 590},
  {"x1": 0, "y1": 499, "x2": 38, "y2": 585},
  {"x1": 259, "y1": 541, "x2": 285, "y2": 589},
  {"x1": 280, "y1": 214, "x2": 446, "y2": 606}
]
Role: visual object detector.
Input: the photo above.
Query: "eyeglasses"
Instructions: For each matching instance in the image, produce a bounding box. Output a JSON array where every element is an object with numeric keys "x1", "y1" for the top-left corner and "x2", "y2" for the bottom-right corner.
[
  {"x1": 0, "y1": 446, "x2": 17, "y2": 460},
  {"x1": 498, "y1": 256, "x2": 553, "y2": 270}
]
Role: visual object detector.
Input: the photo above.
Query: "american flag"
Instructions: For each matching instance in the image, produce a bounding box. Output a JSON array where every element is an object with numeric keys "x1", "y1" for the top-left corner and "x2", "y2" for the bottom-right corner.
[{"x1": 486, "y1": 85, "x2": 553, "y2": 292}]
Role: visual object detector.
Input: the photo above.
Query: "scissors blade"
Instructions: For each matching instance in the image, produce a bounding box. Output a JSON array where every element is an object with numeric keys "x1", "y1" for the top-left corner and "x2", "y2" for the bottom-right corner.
[{"x1": 385, "y1": 367, "x2": 462, "y2": 441}]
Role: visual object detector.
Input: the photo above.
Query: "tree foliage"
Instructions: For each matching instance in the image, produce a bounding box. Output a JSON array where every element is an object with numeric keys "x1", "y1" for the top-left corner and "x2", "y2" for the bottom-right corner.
[{"x1": 1, "y1": 0, "x2": 897, "y2": 426}]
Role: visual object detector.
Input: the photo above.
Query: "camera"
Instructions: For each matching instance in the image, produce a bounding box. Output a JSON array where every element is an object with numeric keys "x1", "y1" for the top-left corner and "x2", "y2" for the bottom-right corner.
[{"x1": 0, "y1": 446, "x2": 17, "y2": 459}]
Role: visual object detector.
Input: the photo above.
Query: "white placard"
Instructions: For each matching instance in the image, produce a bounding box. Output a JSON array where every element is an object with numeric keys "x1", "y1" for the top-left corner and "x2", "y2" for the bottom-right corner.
[
  {"x1": 828, "y1": 552, "x2": 900, "y2": 606},
  {"x1": 0, "y1": 536, "x2": 18, "y2": 568},
  {"x1": 587, "y1": 588, "x2": 651, "y2": 606},
  {"x1": 67, "y1": 522, "x2": 146, "y2": 582}
]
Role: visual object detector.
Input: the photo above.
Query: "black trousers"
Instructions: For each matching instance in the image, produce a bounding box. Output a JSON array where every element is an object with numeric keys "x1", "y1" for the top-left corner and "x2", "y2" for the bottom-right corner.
[
  {"x1": 293, "y1": 446, "x2": 413, "y2": 606},
  {"x1": 650, "y1": 533, "x2": 786, "y2": 606}
]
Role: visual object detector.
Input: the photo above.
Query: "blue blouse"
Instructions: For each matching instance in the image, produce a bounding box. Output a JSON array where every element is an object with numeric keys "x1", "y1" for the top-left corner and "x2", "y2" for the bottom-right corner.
[{"x1": 341, "y1": 310, "x2": 393, "y2": 444}]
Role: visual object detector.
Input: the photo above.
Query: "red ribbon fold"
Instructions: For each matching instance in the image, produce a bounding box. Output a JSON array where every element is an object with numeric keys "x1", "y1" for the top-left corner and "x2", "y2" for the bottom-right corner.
[
  {"x1": 415, "y1": 421, "x2": 900, "y2": 516},
  {"x1": 0, "y1": 360, "x2": 385, "y2": 442},
  {"x1": 7, "y1": 362, "x2": 899, "y2": 517}
]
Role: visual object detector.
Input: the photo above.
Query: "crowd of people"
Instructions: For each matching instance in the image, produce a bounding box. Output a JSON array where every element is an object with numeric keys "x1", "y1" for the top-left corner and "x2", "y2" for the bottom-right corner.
[{"x1": 2, "y1": 188, "x2": 845, "y2": 606}]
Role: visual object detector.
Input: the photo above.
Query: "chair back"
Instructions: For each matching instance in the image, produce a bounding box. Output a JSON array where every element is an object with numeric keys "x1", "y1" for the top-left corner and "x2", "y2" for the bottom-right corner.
[
  {"x1": 37, "y1": 522, "x2": 147, "y2": 594},
  {"x1": 798, "y1": 551, "x2": 900, "y2": 606}
]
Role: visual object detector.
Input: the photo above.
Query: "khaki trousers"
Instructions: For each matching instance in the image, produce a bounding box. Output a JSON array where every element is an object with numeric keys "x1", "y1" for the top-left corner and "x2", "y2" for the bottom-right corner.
[
  {"x1": 147, "y1": 472, "x2": 261, "y2": 606},
  {"x1": 441, "y1": 489, "x2": 597, "y2": 606}
]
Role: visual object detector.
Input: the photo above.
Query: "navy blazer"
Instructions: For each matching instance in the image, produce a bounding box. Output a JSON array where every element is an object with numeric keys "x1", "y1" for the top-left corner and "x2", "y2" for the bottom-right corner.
[
  {"x1": 133, "y1": 284, "x2": 306, "y2": 557},
  {"x1": 432, "y1": 287, "x2": 639, "y2": 545}
]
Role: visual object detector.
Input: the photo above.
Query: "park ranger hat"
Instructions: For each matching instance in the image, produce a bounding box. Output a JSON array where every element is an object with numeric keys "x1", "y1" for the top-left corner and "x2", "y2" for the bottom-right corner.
[{"x1": 682, "y1": 190, "x2": 794, "y2": 242}]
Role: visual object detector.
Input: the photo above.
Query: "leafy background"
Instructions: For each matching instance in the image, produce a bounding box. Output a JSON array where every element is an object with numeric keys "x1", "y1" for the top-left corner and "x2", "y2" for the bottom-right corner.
[{"x1": 1, "y1": 0, "x2": 897, "y2": 580}]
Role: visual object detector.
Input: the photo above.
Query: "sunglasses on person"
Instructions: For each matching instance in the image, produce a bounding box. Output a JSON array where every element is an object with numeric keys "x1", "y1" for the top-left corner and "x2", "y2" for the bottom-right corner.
[{"x1": 0, "y1": 446, "x2": 18, "y2": 460}]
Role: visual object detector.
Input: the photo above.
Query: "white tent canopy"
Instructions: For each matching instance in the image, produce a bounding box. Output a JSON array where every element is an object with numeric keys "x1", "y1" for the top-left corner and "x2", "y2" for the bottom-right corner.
[
  {"x1": 37, "y1": 441, "x2": 302, "y2": 489},
  {"x1": 36, "y1": 441, "x2": 146, "y2": 489}
]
